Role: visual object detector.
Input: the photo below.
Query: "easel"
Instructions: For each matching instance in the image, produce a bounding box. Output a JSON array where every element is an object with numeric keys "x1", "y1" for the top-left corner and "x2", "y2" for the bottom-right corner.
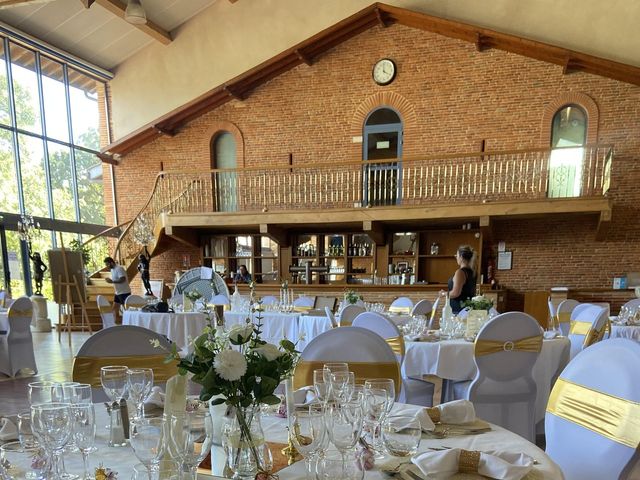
[{"x1": 56, "y1": 233, "x2": 92, "y2": 346}]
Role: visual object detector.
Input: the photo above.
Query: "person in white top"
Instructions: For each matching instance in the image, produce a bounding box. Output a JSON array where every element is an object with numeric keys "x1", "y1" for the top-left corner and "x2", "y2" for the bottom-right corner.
[{"x1": 104, "y1": 256, "x2": 131, "y2": 324}]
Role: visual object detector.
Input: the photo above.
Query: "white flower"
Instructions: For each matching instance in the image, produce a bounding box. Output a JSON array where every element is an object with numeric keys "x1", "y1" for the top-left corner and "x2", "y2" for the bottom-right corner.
[
  {"x1": 472, "y1": 295, "x2": 486, "y2": 302},
  {"x1": 253, "y1": 343, "x2": 283, "y2": 362},
  {"x1": 228, "y1": 324, "x2": 254, "y2": 344},
  {"x1": 214, "y1": 350, "x2": 247, "y2": 381}
]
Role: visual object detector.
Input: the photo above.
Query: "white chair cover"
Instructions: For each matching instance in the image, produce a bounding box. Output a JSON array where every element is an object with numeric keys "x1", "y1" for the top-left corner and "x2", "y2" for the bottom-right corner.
[
  {"x1": 209, "y1": 294, "x2": 230, "y2": 306},
  {"x1": 411, "y1": 299, "x2": 433, "y2": 317},
  {"x1": 96, "y1": 295, "x2": 116, "y2": 329},
  {"x1": 455, "y1": 312, "x2": 543, "y2": 442},
  {"x1": 260, "y1": 295, "x2": 278, "y2": 305},
  {"x1": 0, "y1": 297, "x2": 37, "y2": 377},
  {"x1": 352, "y1": 312, "x2": 434, "y2": 406},
  {"x1": 293, "y1": 296, "x2": 315, "y2": 308},
  {"x1": 324, "y1": 306, "x2": 338, "y2": 328},
  {"x1": 621, "y1": 298, "x2": 640, "y2": 311},
  {"x1": 568, "y1": 304, "x2": 608, "y2": 359},
  {"x1": 557, "y1": 299, "x2": 580, "y2": 336},
  {"x1": 545, "y1": 339, "x2": 640, "y2": 480},
  {"x1": 390, "y1": 296, "x2": 413, "y2": 313},
  {"x1": 293, "y1": 326, "x2": 401, "y2": 397},
  {"x1": 169, "y1": 294, "x2": 183, "y2": 305},
  {"x1": 72, "y1": 325, "x2": 175, "y2": 402},
  {"x1": 339, "y1": 304, "x2": 366, "y2": 327},
  {"x1": 124, "y1": 294, "x2": 147, "y2": 310}
]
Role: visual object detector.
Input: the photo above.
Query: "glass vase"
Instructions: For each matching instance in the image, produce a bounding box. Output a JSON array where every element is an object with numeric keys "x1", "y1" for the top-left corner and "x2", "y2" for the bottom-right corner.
[{"x1": 226, "y1": 406, "x2": 273, "y2": 480}]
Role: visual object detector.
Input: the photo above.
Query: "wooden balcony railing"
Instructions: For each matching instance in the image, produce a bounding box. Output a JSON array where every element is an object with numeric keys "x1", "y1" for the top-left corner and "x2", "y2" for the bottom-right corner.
[{"x1": 113, "y1": 144, "x2": 613, "y2": 266}]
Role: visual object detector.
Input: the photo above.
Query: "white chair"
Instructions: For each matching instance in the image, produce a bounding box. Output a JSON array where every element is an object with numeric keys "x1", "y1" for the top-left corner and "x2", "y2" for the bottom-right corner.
[
  {"x1": 428, "y1": 296, "x2": 441, "y2": 328},
  {"x1": 352, "y1": 312, "x2": 434, "y2": 406},
  {"x1": 293, "y1": 296, "x2": 315, "y2": 310},
  {"x1": 556, "y1": 299, "x2": 580, "y2": 336},
  {"x1": 545, "y1": 339, "x2": 640, "y2": 480},
  {"x1": 389, "y1": 296, "x2": 413, "y2": 314},
  {"x1": 124, "y1": 294, "x2": 147, "y2": 310},
  {"x1": 338, "y1": 304, "x2": 366, "y2": 327},
  {"x1": 410, "y1": 299, "x2": 433, "y2": 317},
  {"x1": 260, "y1": 295, "x2": 278, "y2": 305},
  {"x1": 0, "y1": 297, "x2": 37, "y2": 377},
  {"x1": 96, "y1": 295, "x2": 116, "y2": 329},
  {"x1": 621, "y1": 298, "x2": 640, "y2": 312},
  {"x1": 209, "y1": 294, "x2": 230, "y2": 306},
  {"x1": 72, "y1": 325, "x2": 177, "y2": 402},
  {"x1": 568, "y1": 304, "x2": 609, "y2": 359},
  {"x1": 169, "y1": 294, "x2": 183, "y2": 306},
  {"x1": 453, "y1": 312, "x2": 543, "y2": 442},
  {"x1": 293, "y1": 326, "x2": 401, "y2": 398},
  {"x1": 324, "y1": 306, "x2": 338, "y2": 328}
]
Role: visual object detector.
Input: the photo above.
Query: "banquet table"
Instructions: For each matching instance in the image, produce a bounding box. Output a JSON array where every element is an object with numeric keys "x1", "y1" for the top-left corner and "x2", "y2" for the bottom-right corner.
[
  {"x1": 55, "y1": 402, "x2": 563, "y2": 480},
  {"x1": 402, "y1": 337, "x2": 571, "y2": 424},
  {"x1": 609, "y1": 324, "x2": 640, "y2": 341},
  {"x1": 122, "y1": 311, "x2": 208, "y2": 353}
]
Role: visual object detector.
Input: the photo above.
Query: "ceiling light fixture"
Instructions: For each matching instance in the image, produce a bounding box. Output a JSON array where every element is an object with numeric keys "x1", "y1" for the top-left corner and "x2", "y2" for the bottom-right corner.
[{"x1": 125, "y1": 0, "x2": 147, "y2": 25}]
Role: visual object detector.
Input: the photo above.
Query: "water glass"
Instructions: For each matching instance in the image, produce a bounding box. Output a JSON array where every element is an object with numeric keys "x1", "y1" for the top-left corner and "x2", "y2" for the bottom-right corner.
[
  {"x1": 18, "y1": 411, "x2": 38, "y2": 448},
  {"x1": 313, "y1": 369, "x2": 329, "y2": 403},
  {"x1": 28, "y1": 381, "x2": 56, "y2": 405},
  {"x1": 71, "y1": 404, "x2": 96, "y2": 480},
  {"x1": 316, "y1": 448, "x2": 364, "y2": 480},
  {"x1": 101, "y1": 366, "x2": 128, "y2": 447},
  {"x1": 30, "y1": 403, "x2": 72, "y2": 480},
  {"x1": 131, "y1": 461, "x2": 179, "y2": 480},
  {"x1": 130, "y1": 417, "x2": 166, "y2": 475},
  {"x1": 326, "y1": 400, "x2": 363, "y2": 467},
  {"x1": 127, "y1": 368, "x2": 154, "y2": 419},
  {"x1": 169, "y1": 411, "x2": 213, "y2": 480},
  {"x1": 289, "y1": 408, "x2": 326, "y2": 480},
  {"x1": 69, "y1": 384, "x2": 93, "y2": 405},
  {"x1": 0, "y1": 441, "x2": 47, "y2": 480},
  {"x1": 382, "y1": 416, "x2": 421, "y2": 457}
]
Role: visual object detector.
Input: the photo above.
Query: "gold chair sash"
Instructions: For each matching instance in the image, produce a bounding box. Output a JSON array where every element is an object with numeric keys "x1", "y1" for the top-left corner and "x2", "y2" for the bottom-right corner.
[
  {"x1": 474, "y1": 334, "x2": 543, "y2": 357},
  {"x1": 569, "y1": 320, "x2": 591, "y2": 336},
  {"x1": 458, "y1": 450, "x2": 481, "y2": 474},
  {"x1": 72, "y1": 355, "x2": 178, "y2": 388},
  {"x1": 547, "y1": 378, "x2": 640, "y2": 448},
  {"x1": 389, "y1": 306, "x2": 411, "y2": 314},
  {"x1": 294, "y1": 360, "x2": 401, "y2": 396},
  {"x1": 426, "y1": 407, "x2": 441, "y2": 423},
  {"x1": 385, "y1": 335, "x2": 406, "y2": 358},
  {"x1": 9, "y1": 308, "x2": 33, "y2": 318},
  {"x1": 98, "y1": 306, "x2": 113, "y2": 314},
  {"x1": 557, "y1": 312, "x2": 571, "y2": 324}
]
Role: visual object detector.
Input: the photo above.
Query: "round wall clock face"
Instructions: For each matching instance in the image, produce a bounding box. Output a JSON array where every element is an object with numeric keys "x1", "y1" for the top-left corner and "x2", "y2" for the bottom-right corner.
[{"x1": 372, "y1": 58, "x2": 396, "y2": 86}]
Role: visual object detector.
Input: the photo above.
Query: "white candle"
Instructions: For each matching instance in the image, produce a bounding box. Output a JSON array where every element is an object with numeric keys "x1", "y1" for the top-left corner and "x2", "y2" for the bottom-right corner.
[
  {"x1": 284, "y1": 377, "x2": 295, "y2": 418},
  {"x1": 480, "y1": 274, "x2": 484, "y2": 285}
]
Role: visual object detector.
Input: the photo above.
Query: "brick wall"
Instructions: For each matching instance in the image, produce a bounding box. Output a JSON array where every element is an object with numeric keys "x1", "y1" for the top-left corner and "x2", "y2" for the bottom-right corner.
[{"x1": 109, "y1": 24, "x2": 640, "y2": 309}]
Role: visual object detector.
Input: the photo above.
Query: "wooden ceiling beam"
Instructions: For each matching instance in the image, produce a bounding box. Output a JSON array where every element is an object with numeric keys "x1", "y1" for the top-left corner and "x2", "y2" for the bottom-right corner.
[
  {"x1": 363, "y1": 220, "x2": 386, "y2": 245},
  {"x1": 374, "y1": 7, "x2": 389, "y2": 28},
  {"x1": 93, "y1": 0, "x2": 172, "y2": 45},
  {"x1": 475, "y1": 33, "x2": 493, "y2": 52},
  {"x1": 80, "y1": 0, "x2": 96, "y2": 7},
  {"x1": 259, "y1": 224, "x2": 290, "y2": 247},
  {"x1": 294, "y1": 49, "x2": 312, "y2": 66}
]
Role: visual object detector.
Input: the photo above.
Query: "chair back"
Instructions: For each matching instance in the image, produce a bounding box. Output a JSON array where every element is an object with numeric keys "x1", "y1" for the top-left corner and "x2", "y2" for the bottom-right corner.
[
  {"x1": 621, "y1": 298, "x2": 640, "y2": 312},
  {"x1": 96, "y1": 295, "x2": 116, "y2": 329},
  {"x1": 259, "y1": 295, "x2": 277, "y2": 305},
  {"x1": 352, "y1": 312, "x2": 405, "y2": 361},
  {"x1": 339, "y1": 304, "x2": 366, "y2": 327},
  {"x1": 72, "y1": 325, "x2": 178, "y2": 402},
  {"x1": 468, "y1": 312, "x2": 543, "y2": 441},
  {"x1": 124, "y1": 294, "x2": 147, "y2": 310},
  {"x1": 389, "y1": 296, "x2": 413, "y2": 314},
  {"x1": 293, "y1": 296, "x2": 315, "y2": 311},
  {"x1": 324, "y1": 306, "x2": 338, "y2": 328},
  {"x1": 568, "y1": 304, "x2": 608, "y2": 359},
  {"x1": 314, "y1": 296, "x2": 337, "y2": 312},
  {"x1": 210, "y1": 294, "x2": 229, "y2": 306},
  {"x1": 293, "y1": 326, "x2": 401, "y2": 397},
  {"x1": 545, "y1": 339, "x2": 640, "y2": 480},
  {"x1": 456, "y1": 307, "x2": 471, "y2": 319},
  {"x1": 7, "y1": 297, "x2": 33, "y2": 336},
  {"x1": 410, "y1": 299, "x2": 433, "y2": 317},
  {"x1": 2, "y1": 297, "x2": 37, "y2": 377},
  {"x1": 556, "y1": 299, "x2": 580, "y2": 336}
]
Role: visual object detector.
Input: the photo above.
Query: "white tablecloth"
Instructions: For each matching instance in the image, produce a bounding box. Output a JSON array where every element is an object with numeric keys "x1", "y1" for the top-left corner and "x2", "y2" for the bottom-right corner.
[
  {"x1": 122, "y1": 311, "x2": 208, "y2": 352},
  {"x1": 610, "y1": 324, "x2": 640, "y2": 341},
  {"x1": 402, "y1": 337, "x2": 571, "y2": 423},
  {"x1": 297, "y1": 315, "x2": 333, "y2": 350},
  {"x1": 55, "y1": 402, "x2": 562, "y2": 480}
]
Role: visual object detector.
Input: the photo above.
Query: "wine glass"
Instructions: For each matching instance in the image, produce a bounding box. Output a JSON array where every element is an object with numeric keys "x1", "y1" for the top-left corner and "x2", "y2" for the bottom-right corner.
[
  {"x1": 70, "y1": 404, "x2": 96, "y2": 480},
  {"x1": 326, "y1": 400, "x2": 363, "y2": 478},
  {"x1": 169, "y1": 411, "x2": 213, "y2": 480},
  {"x1": 362, "y1": 387, "x2": 388, "y2": 459},
  {"x1": 100, "y1": 366, "x2": 128, "y2": 447},
  {"x1": 28, "y1": 381, "x2": 56, "y2": 405},
  {"x1": 128, "y1": 368, "x2": 154, "y2": 419},
  {"x1": 316, "y1": 450, "x2": 364, "y2": 480},
  {"x1": 69, "y1": 384, "x2": 93, "y2": 405},
  {"x1": 323, "y1": 363, "x2": 349, "y2": 400},
  {"x1": 289, "y1": 408, "x2": 326, "y2": 480},
  {"x1": 382, "y1": 416, "x2": 421, "y2": 457},
  {"x1": 313, "y1": 369, "x2": 329, "y2": 403},
  {"x1": 330, "y1": 371, "x2": 355, "y2": 403},
  {"x1": 130, "y1": 417, "x2": 166, "y2": 479},
  {"x1": 31, "y1": 403, "x2": 72, "y2": 480},
  {"x1": 18, "y1": 411, "x2": 38, "y2": 448},
  {"x1": 364, "y1": 379, "x2": 395, "y2": 454},
  {"x1": 131, "y1": 461, "x2": 179, "y2": 480}
]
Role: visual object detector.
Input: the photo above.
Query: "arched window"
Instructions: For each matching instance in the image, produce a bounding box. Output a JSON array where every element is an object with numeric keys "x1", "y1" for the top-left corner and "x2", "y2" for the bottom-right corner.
[
  {"x1": 548, "y1": 105, "x2": 587, "y2": 198},
  {"x1": 210, "y1": 131, "x2": 237, "y2": 211}
]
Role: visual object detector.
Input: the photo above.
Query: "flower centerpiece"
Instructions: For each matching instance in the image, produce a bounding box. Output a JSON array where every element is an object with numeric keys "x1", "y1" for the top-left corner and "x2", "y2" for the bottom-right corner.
[
  {"x1": 166, "y1": 307, "x2": 299, "y2": 479},
  {"x1": 344, "y1": 289, "x2": 363, "y2": 305},
  {"x1": 185, "y1": 290, "x2": 203, "y2": 303},
  {"x1": 462, "y1": 295, "x2": 494, "y2": 311},
  {"x1": 462, "y1": 295, "x2": 494, "y2": 338}
]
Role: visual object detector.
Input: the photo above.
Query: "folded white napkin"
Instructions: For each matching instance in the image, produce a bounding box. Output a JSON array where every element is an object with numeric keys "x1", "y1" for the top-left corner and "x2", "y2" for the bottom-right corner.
[
  {"x1": 412, "y1": 448, "x2": 534, "y2": 480},
  {"x1": 415, "y1": 399, "x2": 476, "y2": 432},
  {"x1": 294, "y1": 387, "x2": 317, "y2": 406},
  {"x1": 0, "y1": 417, "x2": 18, "y2": 441},
  {"x1": 543, "y1": 331, "x2": 559, "y2": 339},
  {"x1": 144, "y1": 386, "x2": 166, "y2": 408}
]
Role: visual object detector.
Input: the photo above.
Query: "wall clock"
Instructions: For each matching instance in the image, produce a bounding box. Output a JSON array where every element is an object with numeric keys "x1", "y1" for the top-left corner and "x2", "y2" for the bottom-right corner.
[{"x1": 372, "y1": 58, "x2": 396, "y2": 86}]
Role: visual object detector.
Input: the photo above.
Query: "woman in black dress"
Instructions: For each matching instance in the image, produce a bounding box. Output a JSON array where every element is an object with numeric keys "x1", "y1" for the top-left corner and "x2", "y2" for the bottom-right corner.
[{"x1": 445, "y1": 245, "x2": 477, "y2": 313}]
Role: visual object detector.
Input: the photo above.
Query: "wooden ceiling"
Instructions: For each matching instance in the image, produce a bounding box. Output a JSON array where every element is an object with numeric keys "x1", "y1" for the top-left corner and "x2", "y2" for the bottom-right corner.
[{"x1": 102, "y1": 1, "x2": 640, "y2": 159}]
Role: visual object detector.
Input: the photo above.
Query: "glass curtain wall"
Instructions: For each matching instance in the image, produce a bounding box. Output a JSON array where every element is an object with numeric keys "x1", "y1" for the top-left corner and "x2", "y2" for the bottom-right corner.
[{"x1": 0, "y1": 33, "x2": 109, "y2": 295}]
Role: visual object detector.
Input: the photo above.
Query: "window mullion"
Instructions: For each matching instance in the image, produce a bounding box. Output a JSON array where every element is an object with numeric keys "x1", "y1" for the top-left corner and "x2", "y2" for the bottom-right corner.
[
  {"x1": 62, "y1": 63, "x2": 81, "y2": 223},
  {"x1": 4, "y1": 38, "x2": 25, "y2": 215},
  {"x1": 34, "y1": 50, "x2": 54, "y2": 220}
]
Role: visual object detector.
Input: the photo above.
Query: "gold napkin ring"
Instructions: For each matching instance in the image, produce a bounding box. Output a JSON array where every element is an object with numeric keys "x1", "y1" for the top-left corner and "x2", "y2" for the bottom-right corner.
[
  {"x1": 426, "y1": 407, "x2": 441, "y2": 423},
  {"x1": 458, "y1": 449, "x2": 481, "y2": 474}
]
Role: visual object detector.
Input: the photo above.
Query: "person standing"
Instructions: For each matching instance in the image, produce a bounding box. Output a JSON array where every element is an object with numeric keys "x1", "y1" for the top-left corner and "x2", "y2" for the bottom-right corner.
[
  {"x1": 443, "y1": 245, "x2": 477, "y2": 314},
  {"x1": 104, "y1": 256, "x2": 131, "y2": 323}
]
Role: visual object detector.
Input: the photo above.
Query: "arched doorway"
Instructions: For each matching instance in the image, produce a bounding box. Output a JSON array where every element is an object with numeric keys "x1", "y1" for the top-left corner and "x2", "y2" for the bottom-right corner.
[
  {"x1": 211, "y1": 131, "x2": 237, "y2": 211},
  {"x1": 548, "y1": 104, "x2": 587, "y2": 198},
  {"x1": 362, "y1": 107, "x2": 403, "y2": 206}
]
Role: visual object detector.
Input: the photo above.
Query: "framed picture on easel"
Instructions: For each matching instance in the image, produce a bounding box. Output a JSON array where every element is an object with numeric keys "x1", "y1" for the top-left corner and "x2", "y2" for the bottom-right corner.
[{"x1": 48, "y1": 249, "x2": 86, "y2": 304}]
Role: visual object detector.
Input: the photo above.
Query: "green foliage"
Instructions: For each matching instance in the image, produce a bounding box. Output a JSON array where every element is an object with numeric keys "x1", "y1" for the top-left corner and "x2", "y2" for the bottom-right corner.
[
  {"x1": 462, "y1": 295, "x2": 494, "y2": 311},
  {"x1": 69, "y1": 239, "x2": 90, "y2": 266},
  {"x1": 344, "y1": 288, "x2": 363, "y2": 304}
]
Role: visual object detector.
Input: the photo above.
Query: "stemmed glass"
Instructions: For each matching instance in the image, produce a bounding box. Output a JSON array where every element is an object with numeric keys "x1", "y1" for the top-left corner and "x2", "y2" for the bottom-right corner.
[
  {"x1": 128, "y1": 368, "x2": 154, "y2": 419},
  {"x1": 31, "y1": 403, "x2": 72, "y2": 480},
  {"x1": 28, "y1": 381, "x2": 56, "y2": 405},
  {"x1": 329, "y1": 372, "x2": 355, "y2": 403},
  {"x1": 326, "y1": 400, "x2": 363, "y2": 479},
  {"x1": 70, "y1": 404, "x2": 96, "y2": 480},
  {"x1": 100, "y1": 365, "x2": 128, "y2": 447},
  {"x1": 169, "y1": 411, "x2": 213, "y2": 480},
  {"x1": 382, "y1": 416, "x2": 421, "y2": 457},
  {"x1": 363, "y1": 379, "x2": 395, "y2": 455},
  {"x1": 289, "y1": 407, "x2": 326, "y2": 480},
  {"x1": 322, "y1": 363, "x2": 349, "y2": 400},
  {"x1": 362, "y1": 387, "x2": 388, "y2": 459},
  {"x1": 130, "y1": 417, "x2": 166, "y2": 480},
  {"x1": 313, "y1": 369, "x2": 330, "y2": 404}
]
